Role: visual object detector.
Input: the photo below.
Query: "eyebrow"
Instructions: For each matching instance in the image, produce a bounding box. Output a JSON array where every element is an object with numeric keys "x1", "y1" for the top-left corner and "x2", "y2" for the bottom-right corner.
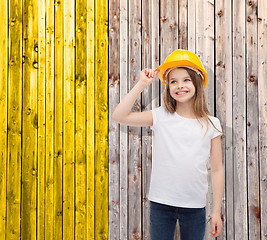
[{"x1": 169, "y1": 76, "x2": 191, "y2": 81}]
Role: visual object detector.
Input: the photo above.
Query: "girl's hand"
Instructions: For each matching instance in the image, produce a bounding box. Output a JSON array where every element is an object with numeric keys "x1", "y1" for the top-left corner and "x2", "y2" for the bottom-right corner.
[
  {"x1": 139, "y1": 68, "x2": 159, "y2": 87},
  {"x1": 209, "y1": 212, "x2": 223, "y2": 238}
]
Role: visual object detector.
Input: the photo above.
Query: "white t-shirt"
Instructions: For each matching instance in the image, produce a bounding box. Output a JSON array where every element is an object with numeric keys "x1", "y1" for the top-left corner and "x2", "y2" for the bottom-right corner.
[{"x1": 148, "y1": 104, "x2": 223, "y2": 208}]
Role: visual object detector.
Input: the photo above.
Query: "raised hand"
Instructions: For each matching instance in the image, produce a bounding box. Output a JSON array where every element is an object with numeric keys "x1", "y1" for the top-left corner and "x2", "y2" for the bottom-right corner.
[{"x1": 139, "y1": 68, "x2": 159, "y2": 87}]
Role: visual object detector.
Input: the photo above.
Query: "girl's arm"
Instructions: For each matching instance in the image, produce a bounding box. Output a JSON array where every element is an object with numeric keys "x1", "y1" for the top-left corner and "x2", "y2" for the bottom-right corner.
[
  {"x1": 209, "y1": 135, "x2": 224, "y2": 237},
  {"x1": 111, "y1": 68, "x2": 159, "y2": 127},
  {"x1": 210, "y1": 135, "x2": 224, "y2": 214}
]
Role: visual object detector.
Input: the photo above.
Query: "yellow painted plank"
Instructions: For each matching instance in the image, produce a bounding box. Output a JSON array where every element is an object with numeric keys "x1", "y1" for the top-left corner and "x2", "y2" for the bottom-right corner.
[
  {"x1": 75, "y1": 0, "x2": 87, "y2": 238},
  {"x1": 44, "y1": 0, "x2": 55, "y2": 238},
  {"x1": 87, "y1": 0, "x2": 95, "y2": 239},
  {"x1": 7, "y1": 0, "x2": 22, "y2": 239},
  {"x1": 0, "y1": 0, "x2": 8, "y2": 238},
  {"x1": 63, "y1": 0, "x2": 75, "y2": 238},
  {"x1": 54, "y1": 0, "x2": 64, "y2": 240},
  {"x1": 95, "y1": 0, "x2": 108, "y2": 239},
  {"x1": 21, "y1": 0, "x2": 38, "y2": 239},
  {"x1": 37, "y1": 0, "x2": 46, "y2": 239}
]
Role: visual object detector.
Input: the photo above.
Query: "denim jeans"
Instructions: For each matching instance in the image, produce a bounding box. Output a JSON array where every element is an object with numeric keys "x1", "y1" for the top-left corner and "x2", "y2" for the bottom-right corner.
[{"x1": 150, "y1": 200, "x2": 206, "y2": 240}]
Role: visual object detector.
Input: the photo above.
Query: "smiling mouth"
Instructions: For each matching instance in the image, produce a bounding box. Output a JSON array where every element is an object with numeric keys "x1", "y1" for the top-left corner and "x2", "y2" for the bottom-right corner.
[{"x1": 176, "y1": 91, "x2": 188, "y2": 95}]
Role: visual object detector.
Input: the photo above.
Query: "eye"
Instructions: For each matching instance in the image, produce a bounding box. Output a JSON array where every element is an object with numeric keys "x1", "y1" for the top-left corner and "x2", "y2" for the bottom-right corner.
[{"x1": 184, "y1": 79, "x2": 191, "y2": 82}]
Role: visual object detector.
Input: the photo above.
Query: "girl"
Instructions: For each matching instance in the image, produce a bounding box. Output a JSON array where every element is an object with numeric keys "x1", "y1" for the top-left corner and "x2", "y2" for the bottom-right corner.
[{"x1": 112, "y1": 49, "x2": 224, "y2": 240}]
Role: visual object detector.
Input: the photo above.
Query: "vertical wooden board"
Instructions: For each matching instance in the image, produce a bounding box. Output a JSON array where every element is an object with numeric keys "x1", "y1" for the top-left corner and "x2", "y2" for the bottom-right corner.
[
  {"x1": 87, "y1": 0, "x2": 95, "y2": 239},
  {"x1": 7, "y1": 0, "x2": 22, "y2": 238},
  {"x1": 54, "y1": 0, "x2": 64, "y2": 239},
  {"x1": 21, "y1": 0, "x2": 38, "y2": 239},
  {"x1": 63, "y1": 0, "x2": 75, "y2": 238},
  {"x1": 86, "y1": 0, "x2": 95, "y2": 239},
  {"x1": 95, "y1": 0, "x2": 109, "y2": 239},
  {"x1": 204, "y1": 0, "x2": 215, "y2": 110},
  {"x1": 45, "y1": 0, "x2": 55, "y2": 238},
  {"x1": 195, "y1": 0, "x2": 205, "y2": 82},
  {"x1": 128, "y1": 0, "x2": 142, "y2": 239},
  {"x1": 215, "y1": 0, "x2": 232, "y2": 239},
  {"x1": 37, "y1": 0, "x2": 46, "y2": 238},
  {"x1": 196, "y1": 0, "x2": 214, "y2": 110},
  {"x1": 108, "y1": 0, "x2": 120, "y2": 239},
  {"x1": 141, "y1": 0, "x2": 154, "y2": 239},
  {"x1": 223, "y1": 2, "x2": 234, "y2": 239},
  {"x1": 0, "y1": 0, "x2": 8, "y2": 238},
  {"x1": 178, "y1": 0, "x2": 188, "y2": 49},
  {"x1": 233, "y1": 0, "x2": 248, "y2": 239},
  {"x1": 246, "y1": 0, "x2": 261, "y2": 239},
  {"x1": 188, "y1": 0, "x2": 195, "y2": 52},
  {"x1": 119, "y1": 0, "x2": 128, "y2": 239},
  {"x1": 75, "y1": 0, "x2": 87, "y2": 238},
  {"x1": 258, "y1": 0, "x2": 267, "y2": 238}
]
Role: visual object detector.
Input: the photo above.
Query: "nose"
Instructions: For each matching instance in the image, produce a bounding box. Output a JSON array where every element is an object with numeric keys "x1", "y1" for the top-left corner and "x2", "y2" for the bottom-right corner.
[{"x1": 176, "y1": 82, "x2": 185, "y2": 89}]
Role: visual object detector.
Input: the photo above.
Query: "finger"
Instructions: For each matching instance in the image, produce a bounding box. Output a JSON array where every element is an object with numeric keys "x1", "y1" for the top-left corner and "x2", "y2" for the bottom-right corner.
[
  {"x1": 213, "y1": 227, "x2": 220, "y2": 237},
  {"x1": 211, "y1": 223, "x2": 216, "y2": 235},
  {"x1": 210, "y1": 232, "x2": 216, "y2": 237},
  {"x1": 144, "y1": 68, "x2": 149, "y2": 74}
]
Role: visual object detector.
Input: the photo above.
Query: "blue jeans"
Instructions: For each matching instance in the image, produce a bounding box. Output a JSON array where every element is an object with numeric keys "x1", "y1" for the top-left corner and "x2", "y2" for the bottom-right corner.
[{"x1": 150, "y1": 200, "x2": 206, "y2": 240}]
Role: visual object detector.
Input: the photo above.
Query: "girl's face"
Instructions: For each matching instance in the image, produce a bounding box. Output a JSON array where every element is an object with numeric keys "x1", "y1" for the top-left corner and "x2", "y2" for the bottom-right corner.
[{"x1": 167, "y1": 68, "x2": 196, "y2": 104}]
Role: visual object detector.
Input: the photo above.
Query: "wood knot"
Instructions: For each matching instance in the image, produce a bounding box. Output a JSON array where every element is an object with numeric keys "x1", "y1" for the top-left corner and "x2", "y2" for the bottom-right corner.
[
  {"x1": 114, "y1": 79, "x2": 119, "y2": 84},
  {"x1": 249, "y1": 75, "x2": 255, "y2": 82},
  {"x1": 221, "y1": 214, "x2": 225, "y2": 222},
  {"x1": 250, "y1": 205, "x2": 260, "y2": 223},
  {"x1": 218, "y1": 10, "x2": 223, "y2": 17},
  {"x1": 160, "y1": 16, "x2": 167, "y2": 22}
]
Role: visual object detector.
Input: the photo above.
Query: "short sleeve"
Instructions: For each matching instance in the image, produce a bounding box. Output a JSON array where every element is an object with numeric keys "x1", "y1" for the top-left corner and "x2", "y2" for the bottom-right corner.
[
  {"x1": 211, "y1": 117, "x2": 223, "y2": 139},
  {"x1": 150, "y1": 106, "x2": 163, "y2": 131}
]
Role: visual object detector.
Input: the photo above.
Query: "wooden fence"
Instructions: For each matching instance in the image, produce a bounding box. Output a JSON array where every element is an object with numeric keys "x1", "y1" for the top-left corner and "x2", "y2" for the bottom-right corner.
[
  {"x1": 109, "y1": 0, "x2": 266, "y2": 240},
  {"x1": 0, "y1": 0, "x2": 266, "y2": 239}
]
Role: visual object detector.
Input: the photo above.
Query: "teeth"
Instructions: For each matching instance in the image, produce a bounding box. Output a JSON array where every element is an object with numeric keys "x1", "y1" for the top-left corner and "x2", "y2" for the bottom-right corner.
[{"x1": 177, "y1": 91, "x2": 187, "y2": 95}]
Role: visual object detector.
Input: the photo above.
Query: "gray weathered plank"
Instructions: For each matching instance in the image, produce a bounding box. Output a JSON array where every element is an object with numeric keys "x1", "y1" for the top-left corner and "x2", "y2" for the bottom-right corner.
[
  {"x1": 128, "y1": 0, "x2": 142, "y2": 239},
  {"x1": 215, "y1": 0, "x2": 232, "y2": 239},
  {"x1": 119, "y1": 0, "x2": 129, "y2": 239},
  {"x1": 141, "y1": 0, "x2": 155, "y2": 239},
  {"x1": 108, "y1": 0, "x2": 120, "y2": 239},
  {"x1": 233, "y1": 0, "x2": 248, "y2": 239},
  {"x1": 258, "y1": 0, "x2": 267, "y2": 239},
  {"x1": 246, "y1": 0, "x2": 261, "y2": 239}
]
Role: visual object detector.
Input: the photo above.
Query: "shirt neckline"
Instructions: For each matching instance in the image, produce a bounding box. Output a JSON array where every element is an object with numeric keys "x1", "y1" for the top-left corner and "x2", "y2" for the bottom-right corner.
[{"x1": 175, "y1": 111, "x2": 201, "y2": 120}]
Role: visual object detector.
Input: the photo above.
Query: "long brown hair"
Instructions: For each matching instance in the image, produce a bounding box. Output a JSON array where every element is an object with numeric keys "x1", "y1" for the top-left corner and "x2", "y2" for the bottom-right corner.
[{"x1": 163, "y1": 67, "x2": 223, "y2": 137}]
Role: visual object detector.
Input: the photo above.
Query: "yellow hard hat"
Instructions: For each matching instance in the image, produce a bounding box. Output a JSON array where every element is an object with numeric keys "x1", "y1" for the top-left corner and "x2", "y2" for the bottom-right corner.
[{"x1": 156, "y1": 49, "x2": 208, "y2": 88}]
